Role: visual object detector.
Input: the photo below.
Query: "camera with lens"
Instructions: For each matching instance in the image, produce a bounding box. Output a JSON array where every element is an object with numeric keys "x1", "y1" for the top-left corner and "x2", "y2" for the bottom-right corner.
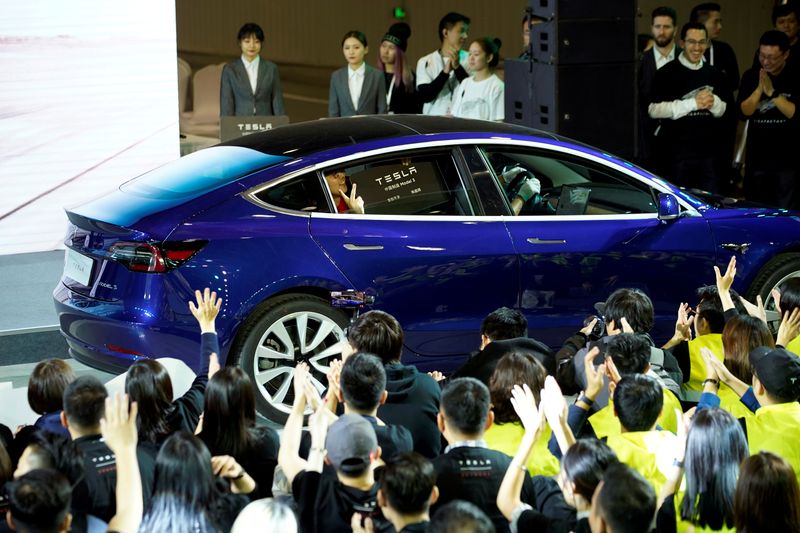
[{"x1": 583, "y1": 315, "x2": 606, "y2": 341}]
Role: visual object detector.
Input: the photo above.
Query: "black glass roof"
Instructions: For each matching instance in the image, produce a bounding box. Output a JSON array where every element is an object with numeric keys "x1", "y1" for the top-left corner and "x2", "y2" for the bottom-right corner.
[{"x1": 220, "y1": 115, "x2": 558, "y2": 157}]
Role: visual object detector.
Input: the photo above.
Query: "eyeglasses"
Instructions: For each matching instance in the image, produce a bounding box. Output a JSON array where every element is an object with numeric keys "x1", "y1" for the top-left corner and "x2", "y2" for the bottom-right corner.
[{"x1": 685, "y1": 39, "x2": 708, "y2": 47}]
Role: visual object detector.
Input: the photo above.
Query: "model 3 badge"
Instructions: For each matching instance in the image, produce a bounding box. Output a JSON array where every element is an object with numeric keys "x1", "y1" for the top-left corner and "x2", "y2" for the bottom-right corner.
[{"x1": 97, "y1": 282, "x2": 117, "y2": 290}]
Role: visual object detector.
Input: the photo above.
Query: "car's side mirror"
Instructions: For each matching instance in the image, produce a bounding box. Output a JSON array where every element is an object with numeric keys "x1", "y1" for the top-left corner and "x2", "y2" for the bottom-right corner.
[{"x1": 658, "y1": 193, "x2": 680, "y2": 221}]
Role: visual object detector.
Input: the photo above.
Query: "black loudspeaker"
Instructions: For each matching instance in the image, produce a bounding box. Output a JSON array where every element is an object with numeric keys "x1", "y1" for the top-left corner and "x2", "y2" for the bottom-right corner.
[
  {"x1": 505, "y1": 59, "x2": 636, "y2": 160},
  {"x1": 531, "y1": 18, "x2": 636, "y2": 65},
  {"x1": 531, "y1": 0, "x2": 636, "y2": 20},
  {"x1": 507, "y1": 0, "x2": 638, "y2": 159}
]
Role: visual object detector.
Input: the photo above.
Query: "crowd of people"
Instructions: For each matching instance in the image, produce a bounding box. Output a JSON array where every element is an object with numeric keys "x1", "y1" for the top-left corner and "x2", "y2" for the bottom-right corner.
[
  {"x1": 221, "y1": 11, "x2": 505, "y2": 123},
  {"x1": 219, "y1": 2, "x2": 799, "y2": 210},
  {"x1": 639, "y1": 2, "x2": 799, "y2": 209},
  {"x1": 2, "y1": 256, "x2": 800, "y2": 533}
]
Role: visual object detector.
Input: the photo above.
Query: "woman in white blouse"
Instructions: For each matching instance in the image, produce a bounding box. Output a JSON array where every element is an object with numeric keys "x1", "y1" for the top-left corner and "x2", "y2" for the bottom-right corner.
[
  {"x1": 450, "y1": 37, "x2": 504, "y2": 121},
  {"x1": 328, "y1": 30, "x2": 387, "y2": 117}
]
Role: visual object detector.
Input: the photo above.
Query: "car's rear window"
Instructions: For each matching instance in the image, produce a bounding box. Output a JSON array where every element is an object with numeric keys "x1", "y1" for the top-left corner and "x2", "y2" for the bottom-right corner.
[{"x1": 120, "y1": 146, "x2": 288, "y2": 199}]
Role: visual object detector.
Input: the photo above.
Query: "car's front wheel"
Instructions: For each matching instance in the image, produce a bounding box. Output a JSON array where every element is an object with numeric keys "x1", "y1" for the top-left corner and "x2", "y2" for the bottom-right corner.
[
  {"x1": 233, "y1": 294, "x2": 349, "y2": 424},
  {"x1": 745, "y1": 253, "x2": 800, "y2": 332}
]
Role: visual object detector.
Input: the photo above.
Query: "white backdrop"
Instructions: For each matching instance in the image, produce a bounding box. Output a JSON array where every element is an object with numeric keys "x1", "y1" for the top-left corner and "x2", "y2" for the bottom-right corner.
[{"x1": 0, "y1": 0, "x2": 180, "y2": 255}]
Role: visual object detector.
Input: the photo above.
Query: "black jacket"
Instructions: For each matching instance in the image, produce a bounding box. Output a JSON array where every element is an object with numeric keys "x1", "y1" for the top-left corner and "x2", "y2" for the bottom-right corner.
[
  {"x1": 377, "y1": 363, "x2": 442, "y2": 458},
  {"x1": 451, "y1": 337, "x2": 556, "y2": 386}
]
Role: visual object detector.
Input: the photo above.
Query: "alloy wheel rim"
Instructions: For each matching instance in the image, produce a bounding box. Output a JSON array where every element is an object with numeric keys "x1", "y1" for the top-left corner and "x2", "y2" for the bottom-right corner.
[{"x1": 251, "y1": 310, "x2": 345, "y2": 414}]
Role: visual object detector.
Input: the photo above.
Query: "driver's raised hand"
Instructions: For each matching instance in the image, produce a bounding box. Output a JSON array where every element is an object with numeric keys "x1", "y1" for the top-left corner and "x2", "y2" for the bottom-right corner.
[{"x1": 500, "y1": 165, "x2": 526, "y2": 185}]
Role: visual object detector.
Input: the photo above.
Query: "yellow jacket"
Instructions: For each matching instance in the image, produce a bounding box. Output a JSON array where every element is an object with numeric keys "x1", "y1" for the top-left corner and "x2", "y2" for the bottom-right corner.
[
  {"x1": 746, "y1": 401, "x2": 800, "y2": 483},
  {"x1": 606, "y1": 429, "x2": 677, "y2": 493},
  {"x1": 484, "y1": 420, "x2": 560, "y2": 477},
  {"x1": 682, "y1": 334, "x2": 724, "y2": 401}
]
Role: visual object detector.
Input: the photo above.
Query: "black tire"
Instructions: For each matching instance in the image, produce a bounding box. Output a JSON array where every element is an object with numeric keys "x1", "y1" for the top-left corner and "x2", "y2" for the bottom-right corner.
[
  {"x1": 745, "y1": 253, "x2": 800, "y2": 332},
  {"x1": 233, "y1": 294, "x2": 349, "y2": 424}
]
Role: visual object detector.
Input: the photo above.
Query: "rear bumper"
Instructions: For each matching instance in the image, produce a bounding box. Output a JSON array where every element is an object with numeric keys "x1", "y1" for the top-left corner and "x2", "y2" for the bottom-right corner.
[{"x1": 53, "y1": 282, "x2": 201, "y2": 372}]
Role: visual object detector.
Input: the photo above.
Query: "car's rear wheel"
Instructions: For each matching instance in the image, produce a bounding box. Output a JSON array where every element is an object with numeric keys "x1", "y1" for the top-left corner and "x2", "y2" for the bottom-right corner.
[
  {"x1": 745, "y1": 253, "x2": 800, "y2": 333},
  {"x1": 233, "y1": 294, "x2": 349, "y2": 424}
]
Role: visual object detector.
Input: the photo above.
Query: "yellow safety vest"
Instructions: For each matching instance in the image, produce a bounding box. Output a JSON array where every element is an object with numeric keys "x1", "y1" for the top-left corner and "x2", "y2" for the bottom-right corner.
[
  {"x1": 484, "y1": 421, "x2": 560, "y2": 477},
  {"x1": 682, "y1": 334, "x2": 724, "y2": 401},
  {"x1": 589, "y1": 388, "x2": 682, "y2": 438},
  {"x1": 716, "y1": 383, "x2": 755, "y2": 421},
  {"x1": 786, "y1": 335, "x2": 800, "y2": 357},
  {"x1": 606, "y1": 430, "x2": 677, "y2": 493},
  {"x1": 746, "y1": 402, "x2": 800, "y2": 484}
]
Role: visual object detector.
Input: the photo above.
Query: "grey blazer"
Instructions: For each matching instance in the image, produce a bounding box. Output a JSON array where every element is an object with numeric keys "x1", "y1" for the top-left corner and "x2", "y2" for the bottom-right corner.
[
  {"x1": 328, "y1": 64, "x2": 387, "y2": 117},
  {"x1": 220, "y1": 58, "x2": 285, "y2": 116}
]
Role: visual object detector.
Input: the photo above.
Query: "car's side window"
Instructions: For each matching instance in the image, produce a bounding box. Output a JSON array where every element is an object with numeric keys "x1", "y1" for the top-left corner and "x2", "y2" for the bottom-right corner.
[
  {"x1": 322, "y1": 151, "x2": 472, "y2": 216},
  {"x1": 254, "y1": 172, "x2": 332, "y2": 213},
  {"x1": 481, "y1": 147, "x2": 658, "y2": 216}
]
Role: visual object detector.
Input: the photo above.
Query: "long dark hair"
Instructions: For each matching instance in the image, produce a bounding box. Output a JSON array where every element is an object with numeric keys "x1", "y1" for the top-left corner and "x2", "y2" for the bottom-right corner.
[
  {"x1": 198, "y1": 367, "x2": 257, "y2": 457},
  {"x1": 142, "y1": 432, "x2": 219, "y2": 533},
  {"x1": 722, "y1": 315, "x2": 774, "y2": 382},
  {"x1": 734, "y1": 452, "x2": 800, "y2": 533},
  {"x1": 680, "y1": 408, "x2": 748, "y2": 529},
  {"x1": 125, "y1": 359, "x2": 173, "y2": 444}
]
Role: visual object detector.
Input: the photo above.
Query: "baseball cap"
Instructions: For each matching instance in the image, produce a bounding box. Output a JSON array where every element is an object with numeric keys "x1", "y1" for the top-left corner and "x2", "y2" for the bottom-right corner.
[
  {"x1": 750, "y1": 346, "x2": 800, "y2": 400},
  {"x1": 326, "y1": 414, "x2": 378, "y2": 476}
]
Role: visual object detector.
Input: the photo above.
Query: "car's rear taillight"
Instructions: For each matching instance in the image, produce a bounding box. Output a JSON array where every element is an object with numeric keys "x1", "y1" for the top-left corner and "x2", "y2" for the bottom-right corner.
[{"x1": 108, "y1": 240, "x2": 206, "y2": 273}]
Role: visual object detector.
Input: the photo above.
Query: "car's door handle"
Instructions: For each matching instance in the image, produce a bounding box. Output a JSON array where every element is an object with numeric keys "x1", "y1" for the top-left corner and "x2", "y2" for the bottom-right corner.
[
  {"x1": 721, "y1": 243, "x2": 750, "y2": 254},
  {"x1": 343, "y1": 243, "x2": 384, "y2": 251},
  {"x1": 526, "y1": 237, "x2": 567, "y2": 245}
]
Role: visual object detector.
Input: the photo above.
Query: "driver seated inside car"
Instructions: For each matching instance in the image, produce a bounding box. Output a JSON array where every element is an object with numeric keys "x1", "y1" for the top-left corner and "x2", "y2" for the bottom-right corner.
[
  {"x1": 324, "y1": 169, "x2": 365, "y2": 214},
  {"x1": 498, "y1": 164, "x2": 555, "y2": 216}
]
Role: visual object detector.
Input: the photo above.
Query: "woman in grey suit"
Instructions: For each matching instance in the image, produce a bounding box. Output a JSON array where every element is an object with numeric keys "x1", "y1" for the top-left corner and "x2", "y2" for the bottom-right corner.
[
  {"x1": 220, "y1": 23, "x2": 285, "y2": 117},
  {"x1": 329, "y1": 30, "x2": 387, "y2": 117}
]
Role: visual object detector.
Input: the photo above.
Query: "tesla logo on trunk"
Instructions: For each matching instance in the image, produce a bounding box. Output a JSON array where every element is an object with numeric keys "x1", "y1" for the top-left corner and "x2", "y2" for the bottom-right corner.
[{"x1": 374, "y1": 166, "x2": 417, "y2": 185}]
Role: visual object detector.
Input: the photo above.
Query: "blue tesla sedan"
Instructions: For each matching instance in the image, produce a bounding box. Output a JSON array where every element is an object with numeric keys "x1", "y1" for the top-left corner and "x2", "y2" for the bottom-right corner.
[{"x1": 54, "y1": 115, "x2": 800, "y2": 422}]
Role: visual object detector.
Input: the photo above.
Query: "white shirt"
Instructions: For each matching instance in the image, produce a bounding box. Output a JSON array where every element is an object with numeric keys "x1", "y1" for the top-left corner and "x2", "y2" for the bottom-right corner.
[
  {"x1": 241, "y1": 55, "x2": 259, "y2": 94},
  {"x1": 647, "y1": 52, "x2": 726, "y2": 120},
  {"x1": 416, "y1": 49, "x2": 470, "y2": 116},
  {"x1": 450, "y1": 74, "x2": 505, "y2": 121},
  {"x1": 348, "y1": 63, "x2": 366, "y2": 111},
  {"x1": 653, "y1": 43, "x2": 677, "y2": 70}
]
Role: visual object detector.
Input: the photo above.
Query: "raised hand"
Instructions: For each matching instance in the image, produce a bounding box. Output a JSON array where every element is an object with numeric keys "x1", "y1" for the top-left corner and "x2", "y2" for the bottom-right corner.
[
  {"x1": 292, "y1": 363, "x2": 310, "y2": 409},
  {"x1": 326, "y1": 359, "x2": 343, "y2": 400},
  {"x1": 189, "y1": 288, "x2": 222, "y2": 333},
  {"x1": 510, "y1": 383, "x2": 544, "y2": 435},
  {"x1": 777, "y1": 307, "x2": 800, "y2": 348},
  {"x1": 101, "y1": 393, "x2": 138, "y2": 454},
  {"x1": 583, "y1": 347, "x2": 606, "y2": 401},
  {"x1": 428, "y1": 370, "x2": 445, "y2": 382},
  {"x1": 701, "y1": 348, "x2": 736, "y2": 386},
  {"x1": 714, "y1": 256, "x2": 736, "y2": 293},
  {"x1": 540, "y1": 376, "x2": 569, "y2": 428},
  {"x1": 340, "y1": 183, "x2": 365, "y2": 214},
  {"x1": 619, "y1": 316, "x2": 634, "y2": 334},
  {"x1": 700, "y1": 347, "x2": 720, "y2": 381},
  {"x1": 674, "y1": 303, "x2": 695, "y2": 342}
]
